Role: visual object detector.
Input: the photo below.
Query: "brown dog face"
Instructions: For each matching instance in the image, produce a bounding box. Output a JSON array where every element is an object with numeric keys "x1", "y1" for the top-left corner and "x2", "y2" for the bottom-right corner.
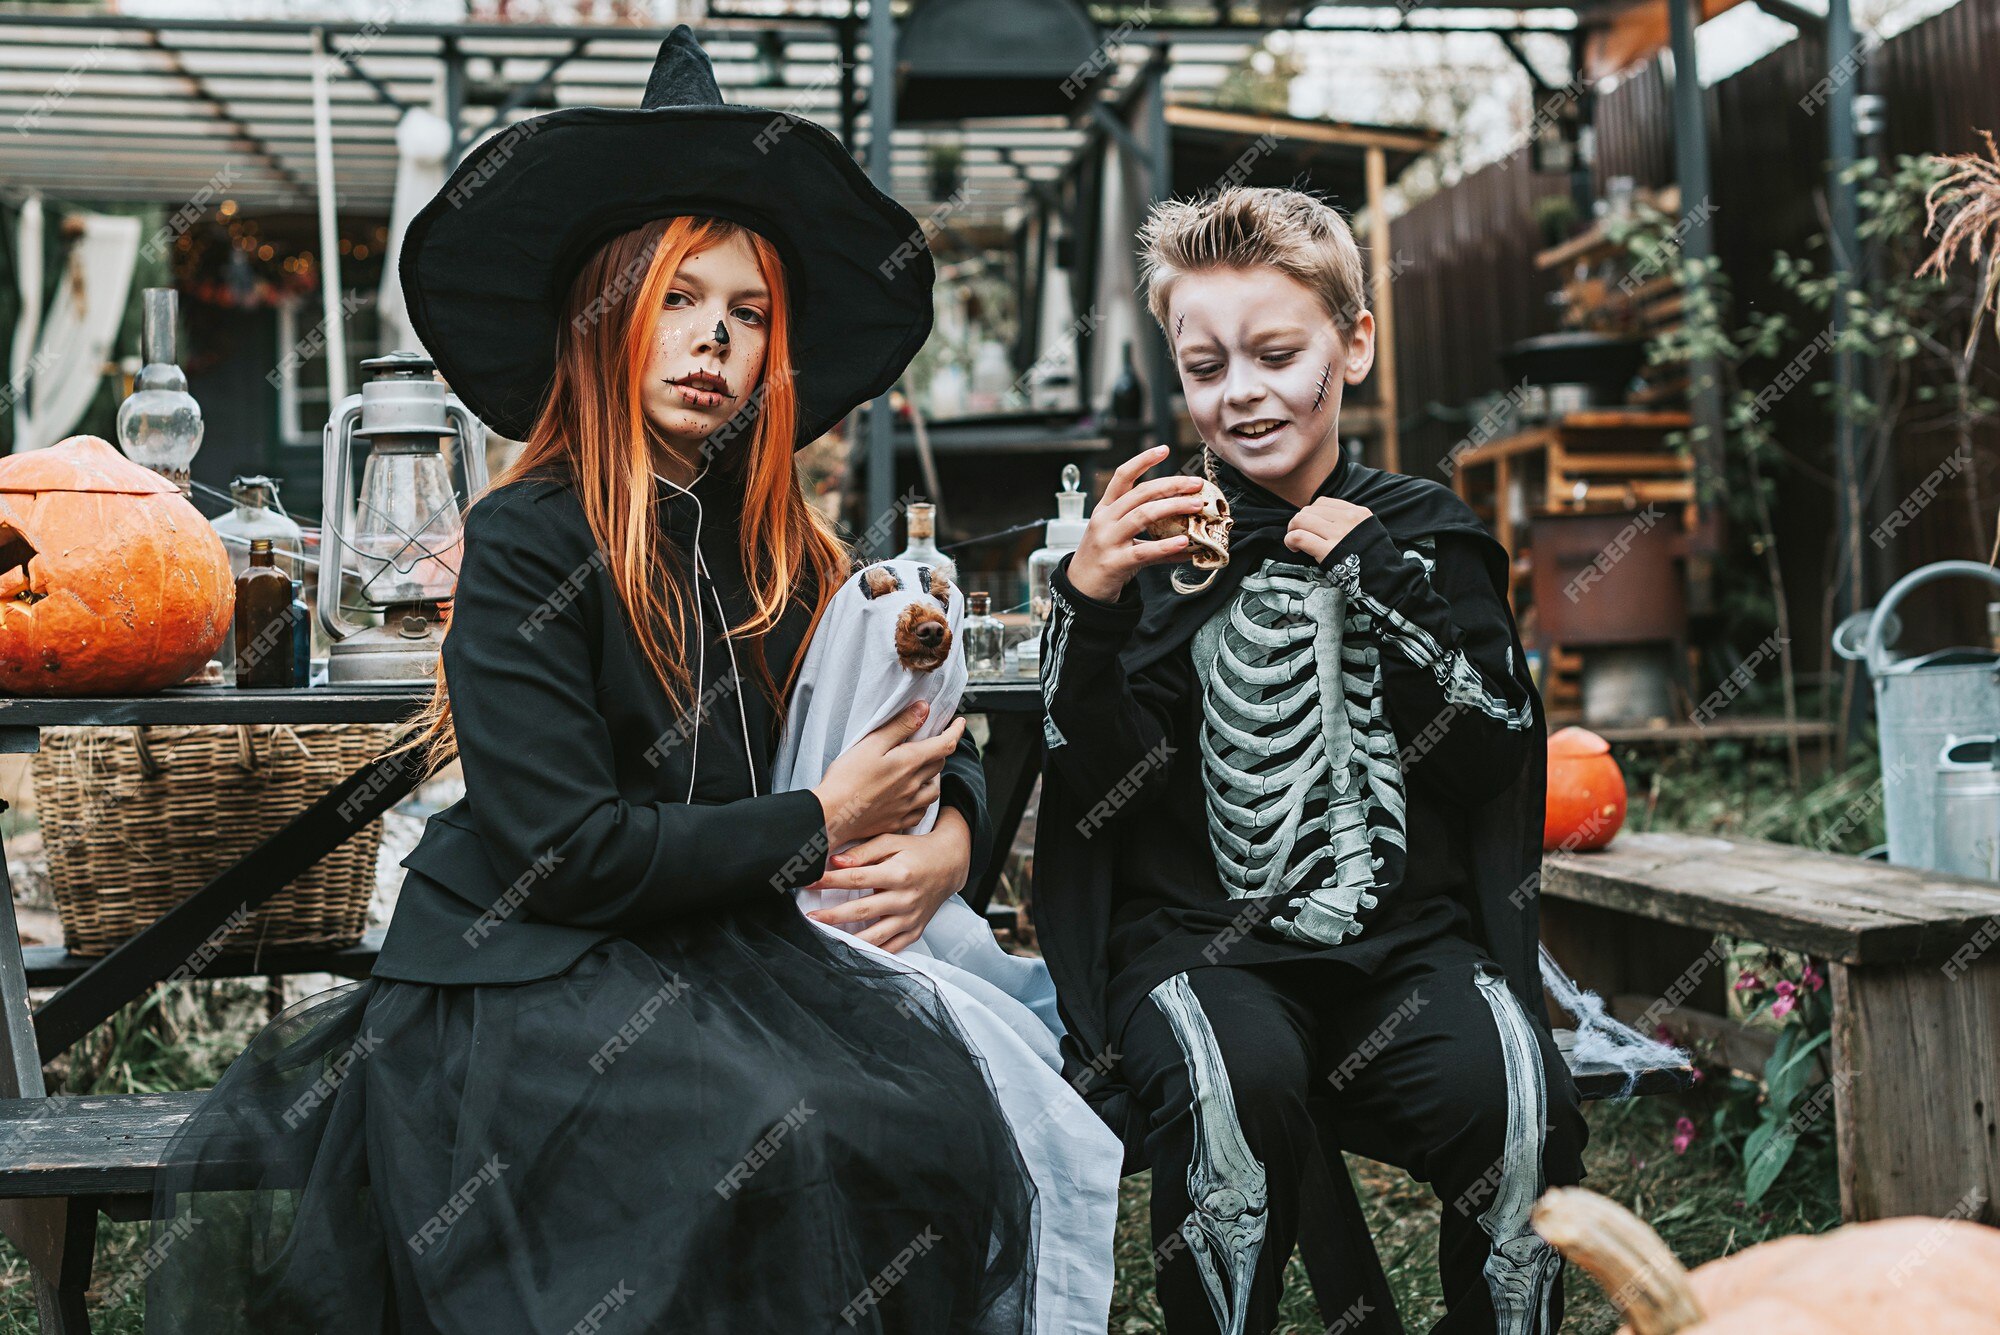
[{"x1": 856, "y1": 562, "x2": 954, "y2": 673}]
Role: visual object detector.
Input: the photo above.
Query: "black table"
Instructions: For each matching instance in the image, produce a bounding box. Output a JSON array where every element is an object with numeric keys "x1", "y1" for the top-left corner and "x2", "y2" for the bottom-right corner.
[{"x1": 0, "y1": 679, "x2": 1045, "y2": 1070}]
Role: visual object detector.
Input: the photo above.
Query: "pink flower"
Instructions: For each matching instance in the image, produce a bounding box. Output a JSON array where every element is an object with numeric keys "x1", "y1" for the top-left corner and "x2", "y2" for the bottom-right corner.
[
  {"x1": 1734, "y1": 970, "x2": 1763, "y2": 993},
  {"x1": 1671, "y1": 1116, "x2": 1697, "y2": 1154},
  {"x1": 1801, "y1": 963, "x2": 1825, "y2": 992},
  {"x1": 1771, "y1": 985, "x2": 1797, "y2": 1019}
]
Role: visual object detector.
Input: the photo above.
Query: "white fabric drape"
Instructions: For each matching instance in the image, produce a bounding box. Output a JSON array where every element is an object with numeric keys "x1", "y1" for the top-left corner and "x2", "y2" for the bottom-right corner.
[
  {"x1": 378, "y1": 107, "x2": 452, "y2": 358},
  {"x1": 10, "y1": 208, "x2": 141, "y2": 453},
  {"x1": 8, "y1": 193, "x2": 43, "y2": 449}
]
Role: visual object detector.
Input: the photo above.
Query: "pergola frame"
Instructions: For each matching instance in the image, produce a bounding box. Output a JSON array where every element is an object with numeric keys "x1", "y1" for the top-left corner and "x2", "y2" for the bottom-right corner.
[{"x1": 0, "y1": 1, "x2": 1866, "y2": 567}]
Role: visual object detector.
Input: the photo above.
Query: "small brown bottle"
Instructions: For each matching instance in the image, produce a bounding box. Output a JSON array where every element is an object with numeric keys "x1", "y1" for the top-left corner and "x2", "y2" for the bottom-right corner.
[{"x1": 235, "y1": 538, "x2": 296, "y2": 688}]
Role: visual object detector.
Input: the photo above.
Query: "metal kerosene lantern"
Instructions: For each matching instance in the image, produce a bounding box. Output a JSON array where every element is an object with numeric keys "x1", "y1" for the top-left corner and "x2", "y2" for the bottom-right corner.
[{"x1": 319, "y1": 351, "x2": 487, "y2": 683}]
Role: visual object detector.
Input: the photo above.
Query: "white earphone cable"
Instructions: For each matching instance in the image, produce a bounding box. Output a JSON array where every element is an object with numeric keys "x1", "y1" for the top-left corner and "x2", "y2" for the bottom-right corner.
[{"x1": 652, "y1": 464, "x2": 757, "y2": 802}]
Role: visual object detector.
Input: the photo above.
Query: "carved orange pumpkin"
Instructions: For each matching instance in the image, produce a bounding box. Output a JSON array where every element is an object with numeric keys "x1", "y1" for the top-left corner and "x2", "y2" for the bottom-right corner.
[
  {"x1": 1545, "y1": 725, "x2": 1627, "y2": 850},
  {"x1": 1535, "y1": 1186, "x2": 2000, "y2": 1335},
  {"x1": 0, "y1": 435, "x2": 233, "y2": 695}
]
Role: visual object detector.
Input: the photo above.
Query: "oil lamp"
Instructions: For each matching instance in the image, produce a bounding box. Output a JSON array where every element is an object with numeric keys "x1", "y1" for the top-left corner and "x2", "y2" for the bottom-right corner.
[
  {"x1": 318, "y1": 351, "x2": 486, "y2": 683},
  {"x1": 116, "y1": 288, "x2": 204, "y2": 494}
]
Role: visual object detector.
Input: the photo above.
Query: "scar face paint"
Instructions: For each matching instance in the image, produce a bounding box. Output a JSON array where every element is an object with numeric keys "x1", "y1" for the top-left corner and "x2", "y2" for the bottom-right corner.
[
  {"x1": 1169, "y1": 266, "x2": 1358, "y2": 503},
  {"x1": 1176, "y1": 313, "x2": 1186, "y2": 341},
  {"x1": 713, "y1": 318, "x2": 730, "y2": 348}
]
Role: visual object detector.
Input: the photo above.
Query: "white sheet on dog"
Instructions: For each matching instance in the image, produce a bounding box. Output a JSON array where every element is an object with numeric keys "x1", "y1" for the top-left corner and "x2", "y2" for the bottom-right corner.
[
  {"x1": 773, "y1": 558, "x2": 1121, "y2": 1334},
  {"x1": 772, "y1": 558, "x2": 1065, "y2": 1039}
]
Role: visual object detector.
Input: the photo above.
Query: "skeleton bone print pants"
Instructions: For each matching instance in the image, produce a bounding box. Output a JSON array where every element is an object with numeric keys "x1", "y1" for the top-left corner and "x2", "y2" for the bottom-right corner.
[{"x1": 1119, "y1": 936, "x2": 1586, "y2": 1335}]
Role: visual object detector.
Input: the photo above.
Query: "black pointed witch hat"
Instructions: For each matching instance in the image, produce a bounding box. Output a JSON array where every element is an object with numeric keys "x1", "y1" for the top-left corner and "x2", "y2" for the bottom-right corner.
[{"x1": 399, "y1": 25, "x2": 932, "y2": 447}]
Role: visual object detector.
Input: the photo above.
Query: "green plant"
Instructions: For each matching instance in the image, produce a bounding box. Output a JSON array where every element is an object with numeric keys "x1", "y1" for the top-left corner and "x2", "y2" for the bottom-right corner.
[
  {"x1": 1534, "y1": 194, "x2": 1579, "y2": 248},
  {"x1": 1707, "y1": 951, "x2": 1836, "y2": 1206},
  {"x1": 1618, "y1": 156, "x2": 2000, "y2": 771}
]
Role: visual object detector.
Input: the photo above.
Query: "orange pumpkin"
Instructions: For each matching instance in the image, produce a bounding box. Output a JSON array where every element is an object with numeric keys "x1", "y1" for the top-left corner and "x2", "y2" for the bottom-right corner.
[
  {"x1": 0, "y1": 435, "x2": 233, "y2": 695},
  {"x1": 1534, "y1": 1186, "x2": 2000, "y2": 1335},
  {"x1": 1545, "y1": 725, "x2": 1627, "y2": 850}
]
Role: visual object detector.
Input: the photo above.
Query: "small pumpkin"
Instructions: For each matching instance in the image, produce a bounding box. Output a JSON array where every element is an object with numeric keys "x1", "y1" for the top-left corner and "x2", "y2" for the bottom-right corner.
[
  {"x1": 0, "y1": 435, "x2": 233, "y2": 695},
  {"x1": 1533, "y1": 1186, "x2": 2000, "y2": 1335},
  {"x1": 1545, "y1": 725, "x2": 1627, "y2": 851}
]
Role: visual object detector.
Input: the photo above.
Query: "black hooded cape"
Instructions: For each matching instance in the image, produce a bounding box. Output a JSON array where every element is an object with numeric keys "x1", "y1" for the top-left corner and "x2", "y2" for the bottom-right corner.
[{"x1": 1029, "y1": 451, "x2": 1551, "y2": 1162}]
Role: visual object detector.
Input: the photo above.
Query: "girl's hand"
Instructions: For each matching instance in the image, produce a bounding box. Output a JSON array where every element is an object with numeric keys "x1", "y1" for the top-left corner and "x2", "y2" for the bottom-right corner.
[
  {"x1": 1284, "y1": 498, "x2": 1373, "y2": 563},
  {"x1": 812, "y1": 703, "x2": 965, "y2": 848},
  {"x1": 1065, "y1": 444, "x2": 1210, "y2": 603},
  {"x1": 803, "y1": 808, "x2": 973, "y2": 953}
]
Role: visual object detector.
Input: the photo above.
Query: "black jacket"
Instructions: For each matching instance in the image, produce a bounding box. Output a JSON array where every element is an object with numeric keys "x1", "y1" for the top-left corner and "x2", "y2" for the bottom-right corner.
[
  {"x1": 1029, "y1": 453, "x2": 1549, "y2": 1159},
  {"x1": 374, "y1": 466, "x2": 993, "y2": 987}
]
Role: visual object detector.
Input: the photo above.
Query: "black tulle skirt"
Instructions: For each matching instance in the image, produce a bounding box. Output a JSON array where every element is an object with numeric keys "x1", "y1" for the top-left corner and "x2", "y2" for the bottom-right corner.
[{"x1": 143, "y1": 907, "x2": 1038, "y2": 1334}]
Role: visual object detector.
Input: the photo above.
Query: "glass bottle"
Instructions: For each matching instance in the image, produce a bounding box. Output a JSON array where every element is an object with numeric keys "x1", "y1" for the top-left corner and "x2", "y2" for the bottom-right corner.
[
  {"x1": 1108, "y1": 341, "x2": 1145, "y2": 422},
  {"x1": 1020, "y1": 464, "x2": 1089, "y2": 676},
  {"x1": 116, "y1": 288, "x2": 204, "y2": 495},
  {"x1": 963, "y1": 591, "x2": 1005, "y2": 679},
  {"x1": 235, "y1": 539, "x2": 297, "y2": 688},
  {"x1": 210, "y1": 475, "x2": 306, "y2": 678},
  {"x1": 895, "y1": 500, "x2": 957, "y2": 585}
]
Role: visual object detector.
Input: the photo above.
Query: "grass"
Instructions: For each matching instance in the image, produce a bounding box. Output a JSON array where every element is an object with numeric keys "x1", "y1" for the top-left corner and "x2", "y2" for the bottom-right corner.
[{"x1": 1104, "y1": 1091, "x2": 1840, "y2": 1334}]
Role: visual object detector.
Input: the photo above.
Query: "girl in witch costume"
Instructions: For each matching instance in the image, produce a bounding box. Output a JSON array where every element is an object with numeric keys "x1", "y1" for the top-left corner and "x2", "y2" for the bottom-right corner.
[
  {"x1": 140, "y1": 28, "x2": 1086, "y2": 1335},
  {"x1": 1033, "y1": 187, "x2": 1589, "y2": 1335}
]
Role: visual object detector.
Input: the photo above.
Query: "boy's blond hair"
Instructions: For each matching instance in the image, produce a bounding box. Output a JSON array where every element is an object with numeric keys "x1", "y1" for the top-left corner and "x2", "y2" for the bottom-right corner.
[{"x1": 1137, "y1": 186, "x2": 1368, "y2": 339}]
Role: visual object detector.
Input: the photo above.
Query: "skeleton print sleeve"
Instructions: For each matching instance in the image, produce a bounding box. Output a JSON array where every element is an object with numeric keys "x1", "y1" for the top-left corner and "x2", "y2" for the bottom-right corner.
[
  {"x1": 1319, "y1": 517, "x2": 1535, "y2": 805},
  {"x1": 1039, "y1": 554, "x2": 1188, "y2": 820}
]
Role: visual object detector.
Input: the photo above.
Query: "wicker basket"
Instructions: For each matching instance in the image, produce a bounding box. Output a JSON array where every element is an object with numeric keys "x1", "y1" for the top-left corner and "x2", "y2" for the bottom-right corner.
[{"x1": 32, "y1": 724, "x2": 398, "y2": 957}]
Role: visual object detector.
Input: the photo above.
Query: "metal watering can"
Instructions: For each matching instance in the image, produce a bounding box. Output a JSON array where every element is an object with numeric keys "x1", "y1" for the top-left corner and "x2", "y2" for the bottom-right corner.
[
  {"x1": 1935, "y1": 736, "x2": 2000, "y2": 881},
  {"x1": 1833, "y1": 561, "x2": 2000, "y2": 873}
]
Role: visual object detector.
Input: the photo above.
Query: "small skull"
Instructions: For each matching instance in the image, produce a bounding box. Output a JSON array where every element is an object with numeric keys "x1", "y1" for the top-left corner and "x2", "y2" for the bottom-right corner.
[{"x1": 1143, "y1": 479, "x2": 1233, "y2": 593}]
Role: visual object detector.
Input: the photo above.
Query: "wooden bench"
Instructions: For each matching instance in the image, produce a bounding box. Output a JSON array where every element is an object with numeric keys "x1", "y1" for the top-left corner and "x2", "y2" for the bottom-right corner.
[
  {"x1": 19, "y1": 931, "x2": 385, "y2": 990},
  {"x1": 0, "y1": 1030, "x2": 1689, "y2": 1196},
  {"x1": 1541, "y1": 830, "x2": 2000, "y2": 1224},
  {"x1": 0, "y1": 1026, "x2": 1686, "y2": 1327}
]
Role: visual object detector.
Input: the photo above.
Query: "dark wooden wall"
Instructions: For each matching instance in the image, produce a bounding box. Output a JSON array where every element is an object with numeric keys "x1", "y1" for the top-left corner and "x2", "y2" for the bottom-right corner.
[{"x1": 1389, "y1": 0, "x2": 2000, "y2": 659}]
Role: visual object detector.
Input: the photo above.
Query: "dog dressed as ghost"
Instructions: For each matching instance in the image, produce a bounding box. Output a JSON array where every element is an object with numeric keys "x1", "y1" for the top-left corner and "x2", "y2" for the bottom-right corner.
[
  {"x1": 773, "y1": 558, "x2": 1122, "y2": 1334},
  {"x1": 776, "y1": 558, "x2": 1068, "y2": 1043}
]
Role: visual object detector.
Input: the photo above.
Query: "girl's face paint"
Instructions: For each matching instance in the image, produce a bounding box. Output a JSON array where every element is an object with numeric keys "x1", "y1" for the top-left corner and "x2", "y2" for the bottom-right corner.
[
  {"x1": 1167, "y1": 266, "x2": 1375, "y2": 509},
  {"x1": 642, "y1": 230, "x2": 770, "y2": 466}
]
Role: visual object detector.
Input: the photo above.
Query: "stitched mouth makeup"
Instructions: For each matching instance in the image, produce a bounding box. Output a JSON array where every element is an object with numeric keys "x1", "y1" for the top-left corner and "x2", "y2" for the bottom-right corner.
[{"x1": 667, "y1": 369, "x2": 732, "y2": 410}]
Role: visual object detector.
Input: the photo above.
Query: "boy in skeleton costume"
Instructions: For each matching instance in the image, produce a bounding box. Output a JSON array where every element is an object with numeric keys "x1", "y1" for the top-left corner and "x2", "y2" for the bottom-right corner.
[{"x1": 1033, "y1": 187, "x2": 1587, "y2": 1335}]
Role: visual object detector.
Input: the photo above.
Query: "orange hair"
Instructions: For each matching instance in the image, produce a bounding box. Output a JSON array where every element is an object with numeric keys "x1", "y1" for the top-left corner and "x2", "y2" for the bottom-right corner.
[{"x1": 393, "y1": 216, "x2": 850, "y2": 771}]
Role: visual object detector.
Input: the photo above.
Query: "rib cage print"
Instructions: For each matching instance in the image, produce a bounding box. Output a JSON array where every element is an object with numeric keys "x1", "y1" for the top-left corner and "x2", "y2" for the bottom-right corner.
[{"x1": 1191, "y1": 557, "x2": 1407, "y2": 946}]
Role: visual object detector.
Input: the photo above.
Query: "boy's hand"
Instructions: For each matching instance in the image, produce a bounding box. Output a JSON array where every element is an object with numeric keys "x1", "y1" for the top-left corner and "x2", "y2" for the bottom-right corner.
[
  {"x1": 1284, "y1": 498, "x2": 1373, "y2": 563},
  {"x1": 1066, "y1": 444, "x2": 1209, "y2": 603}
]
